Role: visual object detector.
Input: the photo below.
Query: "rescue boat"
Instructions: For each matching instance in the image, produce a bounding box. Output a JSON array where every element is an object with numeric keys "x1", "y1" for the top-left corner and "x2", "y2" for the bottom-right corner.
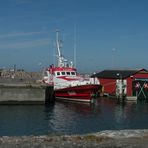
[{"x1": 43, "y1": 31, "x2": 101, "y2": 103}]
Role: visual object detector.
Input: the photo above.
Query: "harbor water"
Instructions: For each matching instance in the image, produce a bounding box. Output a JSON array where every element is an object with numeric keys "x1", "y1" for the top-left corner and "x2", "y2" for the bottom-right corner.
[{"x1": 0, "y1": 98, "x2": 148, "y2": 136}]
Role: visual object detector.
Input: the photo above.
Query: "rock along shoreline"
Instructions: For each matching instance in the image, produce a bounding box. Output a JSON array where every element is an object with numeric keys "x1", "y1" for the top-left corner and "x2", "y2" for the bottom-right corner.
[{"x1": 1, "y1": 130, "x2": 148, "y2": 148}]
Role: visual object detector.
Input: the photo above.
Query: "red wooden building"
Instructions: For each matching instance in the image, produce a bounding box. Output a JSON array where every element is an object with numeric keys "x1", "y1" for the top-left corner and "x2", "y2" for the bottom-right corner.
[{"x1": 93, "y1": 69, "x2": 148, "y2": 99}]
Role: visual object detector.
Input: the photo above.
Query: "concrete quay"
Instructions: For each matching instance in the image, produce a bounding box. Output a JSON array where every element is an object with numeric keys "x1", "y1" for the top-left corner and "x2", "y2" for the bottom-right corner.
[{"x1": 0, "y1": 78, "x2": 46, "y2": 105}]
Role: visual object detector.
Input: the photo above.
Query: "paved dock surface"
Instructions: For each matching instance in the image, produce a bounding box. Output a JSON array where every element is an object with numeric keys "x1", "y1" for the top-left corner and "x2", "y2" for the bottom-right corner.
[{"x1": 0, "y1": 130, "x2": 148, "y2": 148}]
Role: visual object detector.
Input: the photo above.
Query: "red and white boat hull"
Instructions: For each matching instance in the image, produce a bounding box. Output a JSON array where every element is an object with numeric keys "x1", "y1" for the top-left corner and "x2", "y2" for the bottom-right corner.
[{"x1": 55, "y1": 84, "x2": 101, "y2": 102}]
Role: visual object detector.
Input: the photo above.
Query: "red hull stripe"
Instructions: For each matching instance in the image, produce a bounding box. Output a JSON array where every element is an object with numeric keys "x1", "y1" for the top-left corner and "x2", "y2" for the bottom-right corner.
[
  {"x1": 57, "y1": 76, "x2": 80, "y2": 81},
  {"x1": 54, "y1": 84, "x2": 101, "y2": 102},
  {"x1": 55, "y1": 84, "x2": 100, "y2": 91}
]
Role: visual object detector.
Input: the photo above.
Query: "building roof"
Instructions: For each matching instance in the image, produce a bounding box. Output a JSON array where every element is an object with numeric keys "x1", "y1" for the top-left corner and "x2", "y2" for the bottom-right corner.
[{"x1": 92, "y1": 69, "x2": 147, "y2": 79}]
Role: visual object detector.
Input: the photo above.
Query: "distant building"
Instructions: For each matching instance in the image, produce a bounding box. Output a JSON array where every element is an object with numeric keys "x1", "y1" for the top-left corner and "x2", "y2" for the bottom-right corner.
[{"x1": 92, "y1": 69, "x2": 148, "y2": 99}]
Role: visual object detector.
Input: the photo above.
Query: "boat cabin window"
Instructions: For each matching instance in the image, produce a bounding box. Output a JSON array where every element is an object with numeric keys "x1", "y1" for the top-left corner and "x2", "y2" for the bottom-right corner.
[
  {"x1": 61, "y1": 72, "x2": 66, "y2": 75},
  {"x1": 55, "y1": 71, "x2": 76, "y2": 76},
  {"x1": 71, "y1": 72, "x2": 76, "y2": 75},
  {"x1": 66, "y1": 72, "x2": 70, "y2": 75},
  {"x1": 57, "y1": 72, "x2": 60, "y2": 76}
]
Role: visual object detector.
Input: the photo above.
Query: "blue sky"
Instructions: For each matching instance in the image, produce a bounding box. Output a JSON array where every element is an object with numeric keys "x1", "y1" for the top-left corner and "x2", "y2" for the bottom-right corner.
[{"x1": 0, "y1": 0, "x2": 148, "y2": 73}]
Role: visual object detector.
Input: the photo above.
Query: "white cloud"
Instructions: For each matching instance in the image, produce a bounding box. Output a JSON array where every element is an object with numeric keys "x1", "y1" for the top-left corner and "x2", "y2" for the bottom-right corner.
[
  {"x1": 0, "y1": 38, "x2": 50, "y2": 49},
  {"x1": 0, "y1": 31, "x2": 45, "y2": 39},
  {"x1": 112, "y1": 48, "x2": 116, "y2": 51}
]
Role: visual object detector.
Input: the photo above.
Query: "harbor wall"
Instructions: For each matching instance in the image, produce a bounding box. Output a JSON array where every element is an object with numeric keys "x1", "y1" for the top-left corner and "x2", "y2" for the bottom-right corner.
[{"x1": 0, "y1": 86, "x2": 45, "y2": 105}]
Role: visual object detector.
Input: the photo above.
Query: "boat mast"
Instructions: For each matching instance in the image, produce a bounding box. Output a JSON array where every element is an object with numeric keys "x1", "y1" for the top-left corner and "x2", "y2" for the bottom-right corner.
[
  {"x1": 74, "y1": 24, "x2": 77, "y2": 68},
  {"x1": 56, "y1": 31, "x2": 63, "y2": 67},
  {"x1": 56, "y1": 31, "x2": 68, "y2": 67},
  {"x1": 56, "y1": 31, "x2": 73, "y2": 68},
  {"x1": 56, "y1": 31, "x2": 61, "y2": 58}
]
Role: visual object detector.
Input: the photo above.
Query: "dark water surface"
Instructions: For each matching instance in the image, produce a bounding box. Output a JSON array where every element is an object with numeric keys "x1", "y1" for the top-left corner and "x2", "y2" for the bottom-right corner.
[{"x1": 0, "y1": 98, "x2": 148, "y2": 136}]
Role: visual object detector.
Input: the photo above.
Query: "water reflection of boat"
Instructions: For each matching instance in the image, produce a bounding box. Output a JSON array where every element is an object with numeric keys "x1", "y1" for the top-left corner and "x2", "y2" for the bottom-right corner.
[{"x1": 57, "y1": 100, "x2": 101, "y2": 114}]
